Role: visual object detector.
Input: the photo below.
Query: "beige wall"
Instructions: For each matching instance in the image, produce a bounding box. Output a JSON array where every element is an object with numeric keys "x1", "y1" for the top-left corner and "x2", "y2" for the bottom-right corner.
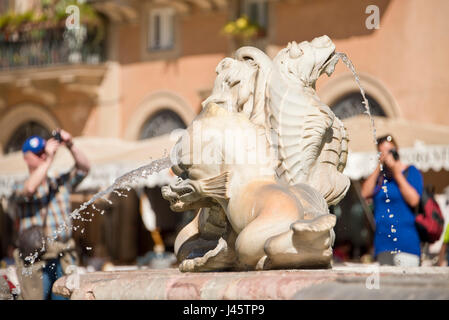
[
  {"x1": 115, "y1": 0, "x2": 449, "y2": 143},
  {"x1": 117, "y1": 23, "x2": 142, "y2": 64},
  {"x1": 119, "y1": 53, "x2": 225, "y2": 138},
  {"x1": 0, "y1": 69, "x2": 99, "y2": 152},
  {"x1": 2, "y1": 0, "x2": 448, "y2": 147},
  {"x1": 272, "y1": 0, "x2": 449, "y2": 126},
  {"x1": 181, "y1": 10, "x2": 229, "y2": 56},
  {"x1": 115, "y1": 5, "x2": 231, "y2": 139}
]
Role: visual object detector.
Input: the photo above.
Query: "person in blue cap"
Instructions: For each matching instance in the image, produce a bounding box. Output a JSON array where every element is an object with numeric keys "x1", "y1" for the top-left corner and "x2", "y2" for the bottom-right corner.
[{"x1": 10, "y1": 129, "x2": 90, "y2": 300}]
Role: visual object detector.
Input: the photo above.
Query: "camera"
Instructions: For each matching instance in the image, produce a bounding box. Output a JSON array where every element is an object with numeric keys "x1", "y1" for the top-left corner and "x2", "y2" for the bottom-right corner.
[
  {"x1": 52, "y1": 129, "x2": 63, "y2": 143},
  {"x1": 389, "y1": 148, "x2": 400, "y2": 161}
]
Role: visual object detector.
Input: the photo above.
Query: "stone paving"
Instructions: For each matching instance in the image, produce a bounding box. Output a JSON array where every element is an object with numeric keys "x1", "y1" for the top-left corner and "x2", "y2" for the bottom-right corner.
[{"x1": 52, "y1": 264, "x2": 449, "y2": 300}]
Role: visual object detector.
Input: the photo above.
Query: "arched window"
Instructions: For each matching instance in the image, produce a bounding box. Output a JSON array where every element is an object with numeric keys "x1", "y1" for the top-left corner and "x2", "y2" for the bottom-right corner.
[
  {"x1": 331, "y1": 92, "x2": 386, "y2": 120},
  {"x1": 4, "y1": 121, "x2": 51, "y2": 154},
  {"x1": 139, "y1": 109, "x2": 186, "y2": 140}
]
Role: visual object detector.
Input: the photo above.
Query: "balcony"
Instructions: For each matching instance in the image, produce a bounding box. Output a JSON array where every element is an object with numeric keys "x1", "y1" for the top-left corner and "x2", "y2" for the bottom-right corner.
[
  {"x1": 0, "y1": 25, "x2": 104, "y2": 70},
  {"x1": 0, "y1": 0, "x2": 107, "y2": 70},
  {"x1": 0, "y1": 25, "x2": 108, "y2": 116}
]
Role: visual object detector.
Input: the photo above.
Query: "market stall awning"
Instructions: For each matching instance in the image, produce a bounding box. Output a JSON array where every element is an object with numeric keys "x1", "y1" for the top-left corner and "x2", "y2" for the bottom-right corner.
[
  {"x1": 343, "y1": 115, "x2": 449, "y2": 179},
  {"x1": 0, "y1": 135, "x2": 177, "y2": 197}
]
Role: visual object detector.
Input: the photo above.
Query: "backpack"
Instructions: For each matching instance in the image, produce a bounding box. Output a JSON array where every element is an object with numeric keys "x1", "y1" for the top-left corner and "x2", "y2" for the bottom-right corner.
[
  {"x1": 414, "y1": 186, "x2": 445, "y2": 243},
  {"x1": 402, "y1": 168, "x2": 445, "y2": 243}
]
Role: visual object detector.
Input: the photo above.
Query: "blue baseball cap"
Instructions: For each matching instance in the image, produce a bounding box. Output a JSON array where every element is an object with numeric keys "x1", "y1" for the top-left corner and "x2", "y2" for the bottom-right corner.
[{"x1": 22, "y1": 135, "x2": 46, "y2": 154}]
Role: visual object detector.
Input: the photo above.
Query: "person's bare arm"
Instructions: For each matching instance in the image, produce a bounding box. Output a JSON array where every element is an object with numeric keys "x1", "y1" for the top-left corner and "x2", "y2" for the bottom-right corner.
[
  {"x1": 68, "y1": 143, "x2": 90, "y2": 173},
  {"x1": 393, "y1": 170, "x2": 420, "y2": 207},
  {"x1": 385, "y1": 154, "x2": 420, "y2": 207},
  {"x1": 23, "y1": 159, "x2": 52, "y2": 196},
  {"x1": 361, "y1": 165, "x2": 381, "y2": 199},
  {"x1": 60, "y1": 129, "x2": 90, "y2": 173},
  {"x1": 23, "y1": 139, "x2": 59, "y2": 196}
]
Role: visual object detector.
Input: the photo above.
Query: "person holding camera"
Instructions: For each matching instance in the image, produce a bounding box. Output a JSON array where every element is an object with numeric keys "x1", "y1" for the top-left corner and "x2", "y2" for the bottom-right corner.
[
  {"x1": 9, "y1": 129, "x2": 90, "y2": 299},
  {"x1": 361, "y1": 134, "x2": 423, "y2": 266}
]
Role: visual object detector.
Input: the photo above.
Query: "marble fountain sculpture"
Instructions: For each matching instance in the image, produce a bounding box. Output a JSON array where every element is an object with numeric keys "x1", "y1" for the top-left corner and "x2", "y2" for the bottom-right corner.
[{"x1": 162, "y1": 35, "x2": 350, "y2": 272}]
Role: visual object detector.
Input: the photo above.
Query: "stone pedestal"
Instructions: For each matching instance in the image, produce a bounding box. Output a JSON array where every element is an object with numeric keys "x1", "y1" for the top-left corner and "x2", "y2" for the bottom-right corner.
[{"x1": 53, "y1": 264, "x2": 449, "y2": 300}]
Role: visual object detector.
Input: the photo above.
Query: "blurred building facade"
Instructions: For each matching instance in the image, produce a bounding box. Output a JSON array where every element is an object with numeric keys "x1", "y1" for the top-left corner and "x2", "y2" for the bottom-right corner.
[{"x1": 1, "y1": 0, "x2": 449, "y2": 265}]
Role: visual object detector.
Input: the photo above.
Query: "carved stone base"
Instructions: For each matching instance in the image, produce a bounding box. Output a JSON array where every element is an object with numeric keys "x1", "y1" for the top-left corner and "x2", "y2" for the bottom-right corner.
[{"x1": 52, "y1": 265, "x2": 449, "y2": 300}]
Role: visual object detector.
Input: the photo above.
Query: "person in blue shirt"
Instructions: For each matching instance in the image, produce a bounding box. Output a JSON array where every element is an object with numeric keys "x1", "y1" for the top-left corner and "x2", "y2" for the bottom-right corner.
[{"x1": 361, "y1": 134, "x2": 423, "y2": 266}]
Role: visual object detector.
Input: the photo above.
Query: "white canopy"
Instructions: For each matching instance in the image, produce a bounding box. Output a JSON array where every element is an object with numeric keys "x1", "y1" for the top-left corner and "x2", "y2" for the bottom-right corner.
[
  {"x1": 344, "y1": 141, "x2": 449, "y2": 180},
  {"x1": 342, "y1": 115, "x2": 449, "y2": 180}
]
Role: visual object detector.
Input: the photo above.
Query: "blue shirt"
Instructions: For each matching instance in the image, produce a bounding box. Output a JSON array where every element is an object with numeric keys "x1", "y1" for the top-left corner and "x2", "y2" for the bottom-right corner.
[{"x1": 373, "y1": 165, "x2": 423, "y2": 257}]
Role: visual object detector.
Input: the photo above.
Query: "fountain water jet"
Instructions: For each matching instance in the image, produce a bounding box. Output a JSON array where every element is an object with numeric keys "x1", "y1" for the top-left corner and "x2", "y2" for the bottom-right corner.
[
  {"x1": 334, "y1": 52, "x2": 378, "y2": 150},
  {"x1": 20, "y1": 156, "x2": 172, "y2": 273}
]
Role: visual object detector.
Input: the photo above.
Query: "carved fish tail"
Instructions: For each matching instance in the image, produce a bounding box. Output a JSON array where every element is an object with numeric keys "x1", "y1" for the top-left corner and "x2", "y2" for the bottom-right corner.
[
  {"x1": 307, "y1": 117, "x2": 350, "y2": 205},
  {"x1": 267, "y1": 68, "x2": 334, "y2": 186},
  {"x1": 336, "y1": 117, "x2": 349, "y2": 173}
]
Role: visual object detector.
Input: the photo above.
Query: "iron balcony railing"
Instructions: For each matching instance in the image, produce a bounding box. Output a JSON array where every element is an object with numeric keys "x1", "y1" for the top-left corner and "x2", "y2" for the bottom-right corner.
[{"x1": 0, "y1": 26, "x2": 104, "y2": 70}]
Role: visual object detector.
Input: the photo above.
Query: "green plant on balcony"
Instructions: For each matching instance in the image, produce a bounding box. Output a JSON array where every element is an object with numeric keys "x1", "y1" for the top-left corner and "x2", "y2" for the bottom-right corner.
[
  {"x1": 0, "y1": 0, "x2": 104, "y2": 44},
  {"x1": 222, "y1": 15, "x2": 265, "y2": 41},
  {"x1": 0, "y1": 0, "x2": 105, "y2": 68},
  {"x1": 0, "y1": 11, "x2": 42, "y2": 31}
]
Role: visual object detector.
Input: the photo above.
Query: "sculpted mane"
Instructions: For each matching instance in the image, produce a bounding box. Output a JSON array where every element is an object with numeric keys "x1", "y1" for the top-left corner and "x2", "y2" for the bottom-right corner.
[
  {"x1": 202, "y1": 47, "x2": 272, "y2": 127},
  {"x1": 267, "y1": 37, "x2": 350, "y2": 205},
  {"x1": 200, "y1": 36, "x2": 350, "y2": 205}
]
